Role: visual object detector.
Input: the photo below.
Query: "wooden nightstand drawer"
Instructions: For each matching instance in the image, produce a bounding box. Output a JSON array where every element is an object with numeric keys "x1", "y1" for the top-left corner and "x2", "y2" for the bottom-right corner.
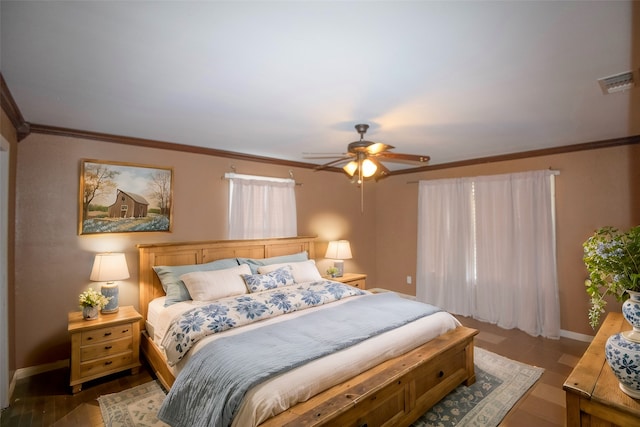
[
  {"x1": 68, "y1": 306, "x2": 142, "y2": 394},
  {"x1": 348, "y1": 279, "x2": 366, "y2": 289},
  {"x1": 81, "y1": 323, "x2": 133, "y2": 345},
  {"x1": 81, "y1": 336, "x2": 133, "y2": 361},
  {"x1": 327, "y1": 273, "x2": 367, "y2": 289},
  {"x1": 80, "y1": 352, "x2": 134, "y2": 378}
]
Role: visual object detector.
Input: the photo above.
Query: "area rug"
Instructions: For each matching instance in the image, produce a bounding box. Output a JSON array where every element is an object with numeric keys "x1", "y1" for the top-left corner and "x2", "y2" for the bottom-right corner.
[
  {"x1": 98, "y1": 381, "x2": 169, "y2": 427},
  {"x1": 98, "y1": 347, "x2": 543, "y2": 427},
  {"x1": 412, "y1": 347, "x2": 544, "y2": 426}
]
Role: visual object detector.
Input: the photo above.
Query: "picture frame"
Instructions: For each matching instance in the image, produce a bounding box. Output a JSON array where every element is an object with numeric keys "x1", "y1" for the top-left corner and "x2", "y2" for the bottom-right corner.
[{"x1": 79, "y1": 159, "x2": 174, "y2": 235}]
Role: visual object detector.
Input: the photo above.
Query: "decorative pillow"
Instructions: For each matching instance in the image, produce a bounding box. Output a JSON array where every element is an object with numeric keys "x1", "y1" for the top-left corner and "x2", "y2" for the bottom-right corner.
[
  {"x1": 180, "y1": 264, "x2": 251, "y2": 302},
  {"x1": 153, "y1": 258, "x2": 240, "y2": 306},
  {"x1": 237, "y1": 251, "x2": 308, "y2": 274},
  {"x1": 258, "y1": 259, "x2": 322, "y2": 283},
  {"x1": 242, "y1": 266, "x2": 295, "y2": 293}
]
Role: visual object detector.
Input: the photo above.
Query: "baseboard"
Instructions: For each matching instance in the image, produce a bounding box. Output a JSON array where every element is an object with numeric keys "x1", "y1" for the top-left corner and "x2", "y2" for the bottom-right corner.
[
  {"x1": 560, "y1": 329, "x2": 594, "y2": 343},
  {"x1": 14, "y1": 359, "x2": 69, "y2": 380},
  {"x1": 6, "y1": 359, "x2": 68, "y2": 405}
]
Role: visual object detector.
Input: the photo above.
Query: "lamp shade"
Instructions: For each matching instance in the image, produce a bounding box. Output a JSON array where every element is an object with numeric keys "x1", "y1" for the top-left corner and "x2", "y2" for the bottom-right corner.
[
  {"x1": 325, "y1": 240, "x2": 352, "y2": 260},
  {"x1": 90, "y1": 253, "x2": 130, "y2": 282},
  {"x1": 90, "y1": 253, "x2": 129, "y2": 314}
]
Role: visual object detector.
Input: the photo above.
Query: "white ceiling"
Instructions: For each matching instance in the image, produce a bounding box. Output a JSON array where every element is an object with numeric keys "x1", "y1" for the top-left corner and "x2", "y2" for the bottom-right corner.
[{"x1": 1, "y1": 1, "x2": 638, "y2": 170}]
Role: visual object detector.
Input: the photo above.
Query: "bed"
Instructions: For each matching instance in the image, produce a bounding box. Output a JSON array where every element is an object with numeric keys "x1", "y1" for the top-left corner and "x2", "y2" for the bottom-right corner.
[{"x1": 137, "y1": 236, "x2": 477, "y2": 427}]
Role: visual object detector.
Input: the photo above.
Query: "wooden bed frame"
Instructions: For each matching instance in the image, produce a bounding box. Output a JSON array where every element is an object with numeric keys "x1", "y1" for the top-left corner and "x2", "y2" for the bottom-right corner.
[{"x1": 137, "y1": 236, "x2": 477, "y2": 427}]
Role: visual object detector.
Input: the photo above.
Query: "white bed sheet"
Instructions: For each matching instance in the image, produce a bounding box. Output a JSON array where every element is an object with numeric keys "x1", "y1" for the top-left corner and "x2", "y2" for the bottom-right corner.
[{"x1": 147, "y1": 291, "x2": 461, "y2": 427}]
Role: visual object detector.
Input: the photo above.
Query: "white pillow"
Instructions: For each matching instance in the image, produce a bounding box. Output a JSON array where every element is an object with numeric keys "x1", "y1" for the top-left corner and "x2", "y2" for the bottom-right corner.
[
  {"x1": 180, "y1": 264, "x2": 251, "y2": 301},
  {"x1": 258, "y1": 260, "x2": 322, "y2": 283}
]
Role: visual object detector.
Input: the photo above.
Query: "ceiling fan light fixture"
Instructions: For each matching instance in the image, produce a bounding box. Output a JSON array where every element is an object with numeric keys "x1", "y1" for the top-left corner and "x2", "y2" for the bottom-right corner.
[
  {"x1": 361, "y1": 158, "x2": 377, "y2": 177},
  {"x1": 343, "y1": 161, "x2": 358, "y2": 176}
]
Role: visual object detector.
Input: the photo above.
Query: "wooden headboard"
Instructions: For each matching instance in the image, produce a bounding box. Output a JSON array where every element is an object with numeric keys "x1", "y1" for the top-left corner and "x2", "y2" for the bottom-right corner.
[{"x1": 137, "y1": 236, "x2": 317, "y2": 320}]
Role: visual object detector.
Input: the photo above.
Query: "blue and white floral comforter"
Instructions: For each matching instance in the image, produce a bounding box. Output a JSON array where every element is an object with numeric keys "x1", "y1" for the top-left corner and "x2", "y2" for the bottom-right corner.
[{"x1": 161, "y1": 280, "x2": 366, "y2": 365}]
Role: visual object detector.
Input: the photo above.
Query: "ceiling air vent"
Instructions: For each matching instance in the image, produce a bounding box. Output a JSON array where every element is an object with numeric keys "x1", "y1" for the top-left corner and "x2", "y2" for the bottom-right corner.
[{"x1": 598, "y1": 70, "x2": 636, "y2": 94}]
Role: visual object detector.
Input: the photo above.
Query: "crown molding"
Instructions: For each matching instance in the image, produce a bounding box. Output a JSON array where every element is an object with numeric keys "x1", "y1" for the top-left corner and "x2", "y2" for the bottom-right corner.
[
  {"x1": 389, "y1": 134, "x2": 640, "y2": 175},
  {"x1": 0, "y1": 73, "x2": 30, "y2": 140},
  {"x1": 28, "y1": 123, "x2": 340, "y2": 172},
  {"x1": 18, "y1": 117, "x2": 640, "y2": 176}
]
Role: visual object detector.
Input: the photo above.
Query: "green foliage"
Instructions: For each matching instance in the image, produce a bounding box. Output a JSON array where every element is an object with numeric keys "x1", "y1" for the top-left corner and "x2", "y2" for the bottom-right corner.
[
  {"x1": 326, "y1": 267, "x2": 339, "y2": 276},
  {"x1": 583, "y1": 225, "x2": 640, "y2": 329},
  {"x1": 88, "y1": 204, "x2": 108, "y2": 212},
  {"x1": 78, "y1": 288, "x2": 110, "y2": 309}
]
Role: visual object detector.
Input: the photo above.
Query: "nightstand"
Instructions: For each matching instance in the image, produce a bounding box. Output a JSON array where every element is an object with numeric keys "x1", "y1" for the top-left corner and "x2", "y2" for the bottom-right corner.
[
  {"x1": 327, "y1": 272, "x2": 367, "y2": 289},
  {"x1": 68, "y1": 305, "x2": 142, "y2": 394}
]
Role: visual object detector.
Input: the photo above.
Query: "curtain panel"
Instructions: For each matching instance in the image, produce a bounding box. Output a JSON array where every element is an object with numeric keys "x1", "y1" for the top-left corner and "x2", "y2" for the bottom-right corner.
[
  {"x1": 227, "y1": 174, "x2": 297, "y2": 240},
  {"x1": 416, "y1": 170, "x2": 560, "y2": 338}
]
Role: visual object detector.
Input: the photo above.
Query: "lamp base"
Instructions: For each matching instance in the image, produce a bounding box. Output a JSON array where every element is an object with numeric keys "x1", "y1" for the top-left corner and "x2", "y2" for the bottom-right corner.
[
  {"x1": 101, "y1": 283, "x2": 119, "y2": 314},
  {"x1": 333, "y1": 260, "x2": 345, "y2": 278}
]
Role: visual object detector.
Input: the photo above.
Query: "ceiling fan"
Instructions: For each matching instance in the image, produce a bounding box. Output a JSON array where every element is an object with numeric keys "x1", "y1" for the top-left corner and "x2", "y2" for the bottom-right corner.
[
  {"x1": 307, "y1": 124, "x2": 430, "y2": 183},
  {"x1": 305, "y1": 124, "x2": 431, "y2": 212}
]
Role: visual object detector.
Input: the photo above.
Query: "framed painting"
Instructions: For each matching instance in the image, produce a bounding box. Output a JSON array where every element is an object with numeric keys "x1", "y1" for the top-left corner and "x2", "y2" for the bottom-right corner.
[{"x1": 79, "y1": 159, "x2": 174, "y2": 235}]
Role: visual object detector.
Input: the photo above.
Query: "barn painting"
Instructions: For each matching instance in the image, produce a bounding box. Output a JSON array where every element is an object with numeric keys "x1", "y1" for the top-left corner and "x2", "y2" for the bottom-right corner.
[
  {"x1": 79, "y1": 160, "x2": 173, "y2": 234},
  {"x1": 108, "y1": 190, "x2": 149, "y2": 218}
]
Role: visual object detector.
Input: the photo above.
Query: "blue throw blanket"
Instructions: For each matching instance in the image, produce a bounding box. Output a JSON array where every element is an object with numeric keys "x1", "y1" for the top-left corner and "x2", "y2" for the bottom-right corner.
[
  {"x1": 161, "y1": 280, "x2": 366, "y2": 365},
  {"x1": 158, "y1": 292, "x2": 442, "y2": 427}
]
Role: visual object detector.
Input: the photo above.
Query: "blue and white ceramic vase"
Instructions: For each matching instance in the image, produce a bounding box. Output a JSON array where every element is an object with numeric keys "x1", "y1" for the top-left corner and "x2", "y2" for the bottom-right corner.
[
  {"x1": 605, "y1": 290, "x2": 640, "y2": 398},
  {"x1": 82, "y1": 305, "x2": 99, "y2": 320}
]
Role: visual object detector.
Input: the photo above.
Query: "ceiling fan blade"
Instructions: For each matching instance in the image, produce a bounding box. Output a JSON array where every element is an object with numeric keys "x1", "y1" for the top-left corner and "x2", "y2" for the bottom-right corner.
[
  {"x1": 365, "y1": 142, "x2": 394, "y2": 155},
  {"x1": 303, "y1": 152, "x2": 346, "y2": 156},
  {"x1": 376, "y1": 152, "x2": 430, "y2": 163},
  {"x1": 314, "y1": 156, "x2": 353, "y2": 170},
  {"x1": 303, "y1": 155, "x2": 349, "y2": 159}
]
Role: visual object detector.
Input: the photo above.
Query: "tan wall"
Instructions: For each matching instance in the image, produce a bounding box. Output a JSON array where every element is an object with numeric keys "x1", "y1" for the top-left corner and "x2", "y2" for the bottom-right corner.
[
  {"x1": 1, "y1": 108, "x2": 18, "y2": 375},
  {"x1": 375, "y1": 144, "x2": 640, "y2": 337},
  {"x1": 14, "y1": 133, "x2": 378, "y2": 368},
  {"x1": 12, "y1": 130, "x2": 640, "y2": 368}
]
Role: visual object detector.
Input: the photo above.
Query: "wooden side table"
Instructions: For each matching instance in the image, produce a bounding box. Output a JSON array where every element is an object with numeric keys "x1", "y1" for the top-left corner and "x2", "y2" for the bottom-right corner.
[
  {"x1": 327, "y1": 272, "x2": 367, "y2": 289},
  {"x1": 564, "y1": 312, "x2": 640, "y2": 426},
  {"x1": 68, "y1": 305, "x2": 142, "y2": 394}
]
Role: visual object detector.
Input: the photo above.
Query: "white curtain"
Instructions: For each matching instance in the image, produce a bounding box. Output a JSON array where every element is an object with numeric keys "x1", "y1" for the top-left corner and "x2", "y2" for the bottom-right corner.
[
  {"x1": 227, "y1": 174, "x2": 297, "y2": 239},
  {"x1": 416, "y1": 170, "x2": 560, "y2": 338}
]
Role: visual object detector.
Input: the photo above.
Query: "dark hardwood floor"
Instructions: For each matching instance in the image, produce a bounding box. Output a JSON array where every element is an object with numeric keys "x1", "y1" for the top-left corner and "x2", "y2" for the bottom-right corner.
[{"x1": 0, "y1": 316, "x2": 590, "y2": 427}]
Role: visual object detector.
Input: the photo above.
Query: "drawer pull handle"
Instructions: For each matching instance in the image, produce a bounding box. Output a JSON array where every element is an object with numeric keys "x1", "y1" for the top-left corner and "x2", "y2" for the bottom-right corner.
[
  {"x1": 105, "y1": 346, "x2": 112, "y2": 350},
  {"x1": 104, "y1": 361, "x2": 113, "y2": 366},
  {"x1": 438, "y1": 370, "x2": 445, "y2": 378},
  {"x1": 122, "y1": 329, "x2": 129, "y2": 333},
  {"x1": 104, "y1": 332, "x2": 112, "y2": 337},
  {"x1": 86, "y1": 337, "x2": 93, "y2": 341}
]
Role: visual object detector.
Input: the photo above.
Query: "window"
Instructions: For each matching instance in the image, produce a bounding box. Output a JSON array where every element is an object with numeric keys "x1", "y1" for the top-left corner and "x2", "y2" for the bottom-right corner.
[
  {"x1": 226, "y1": 173, "x2": 297, "y2": 239},
  {"x1": 416, "y1": 170, "x2": 560, "y2": 338}
]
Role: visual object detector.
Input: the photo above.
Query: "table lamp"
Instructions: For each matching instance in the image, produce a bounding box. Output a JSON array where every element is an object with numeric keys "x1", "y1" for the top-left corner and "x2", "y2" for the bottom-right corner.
[
  {"x1": 325, "y1": 240, "x2": 352, "y2": 277},
  {"x1": 90, "y1": 252, "x2": 130, "y2": 313}
]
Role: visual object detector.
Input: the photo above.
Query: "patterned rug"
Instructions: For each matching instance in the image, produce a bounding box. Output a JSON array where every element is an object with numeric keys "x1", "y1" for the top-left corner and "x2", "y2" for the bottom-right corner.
[
  {"x1": 413, "y1": 347, "x2": 544, "y2": 426},
  {"x1": 98, "y1": 347, "x2": 543, "y2": 427}
]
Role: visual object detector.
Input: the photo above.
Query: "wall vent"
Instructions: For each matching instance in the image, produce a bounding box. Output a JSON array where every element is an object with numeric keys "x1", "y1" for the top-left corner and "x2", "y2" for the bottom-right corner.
[{"x1": 598, "y1": 70, "x2": 636, "y2": 94}]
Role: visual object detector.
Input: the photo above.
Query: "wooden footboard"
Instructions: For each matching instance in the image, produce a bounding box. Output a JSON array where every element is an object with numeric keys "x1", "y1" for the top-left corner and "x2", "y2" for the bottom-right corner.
[
  {"x1": 259, "y1": 325, "x2": 477, "y2": 427},
  {"x1": 140, "y1": 325, "x2": 477, "y2": 427}
]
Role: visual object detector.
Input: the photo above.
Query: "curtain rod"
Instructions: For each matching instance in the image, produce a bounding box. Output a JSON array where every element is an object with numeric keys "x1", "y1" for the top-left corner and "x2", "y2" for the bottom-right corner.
[
  {"x1": 406, "y1": 168, "x2": 560, "y2": 184},
  {"x1": 222, "y1": 169, "x2": 302, "y2": 186}
]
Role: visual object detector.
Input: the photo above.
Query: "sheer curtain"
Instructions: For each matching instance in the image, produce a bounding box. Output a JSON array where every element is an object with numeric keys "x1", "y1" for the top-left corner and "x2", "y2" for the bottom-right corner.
[
  {"x1": 227, "y1": 173, "x2": 297, "y2": 239},
  {"x1": 416, "y1": 170, "x2": 560, "y2": 338}
]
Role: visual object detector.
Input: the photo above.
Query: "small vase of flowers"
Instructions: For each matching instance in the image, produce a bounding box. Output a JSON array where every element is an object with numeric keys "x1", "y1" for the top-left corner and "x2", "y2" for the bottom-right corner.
[
  {"x1": 79, "y1": 288, "x2": 111, "y2": 320},
  {"x1": 326, "y1": 266, "x2": 339, "y2": 278},
  {"x1": 583, "y1": 225, "x2": 640, "y2": 329},
  {"x1": 583, "y1": 225, "x2": 640, "y2": 398}
]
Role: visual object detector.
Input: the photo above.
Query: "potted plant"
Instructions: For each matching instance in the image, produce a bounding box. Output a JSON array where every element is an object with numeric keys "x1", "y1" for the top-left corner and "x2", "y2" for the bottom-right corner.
[
  {"x1": 583, "y1": 225, "x2": 640, "y2": 398},
  {"x1": 79, "y1": 288, "x2": 111, "y2": 320},
  {"x1": 583, "y1": 225, "x2": 640, "y2": 329},
  {"x1": 326, "y1": 266, "x2": 339, "y2": 278}
]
